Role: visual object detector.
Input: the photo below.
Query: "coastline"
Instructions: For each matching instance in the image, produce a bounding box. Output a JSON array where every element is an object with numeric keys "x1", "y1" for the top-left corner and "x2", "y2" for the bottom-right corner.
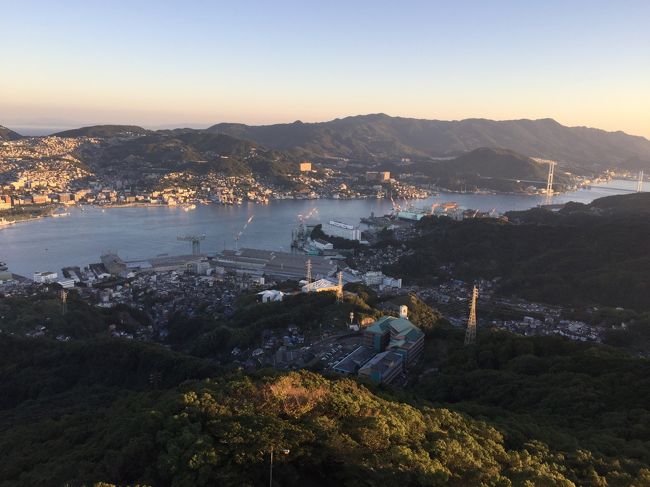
[
  {"x1": 0, "y1": 214, "x2": 49, "y2": 228},
  {"x1": 0, "y1": 178, "x2": 623, "y2": 227},
  {"x1": 0, "y1": 189, "x2": 569, "y2": 226}
]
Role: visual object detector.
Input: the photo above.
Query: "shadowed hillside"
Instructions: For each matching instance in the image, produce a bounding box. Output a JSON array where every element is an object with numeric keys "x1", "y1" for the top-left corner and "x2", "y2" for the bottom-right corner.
[
  {"x1": 408, "y1": 147, "x2": 571, "y2": 192},
  {"x1": 387, "y1": 193, "x2": 650, "y2": 310}
]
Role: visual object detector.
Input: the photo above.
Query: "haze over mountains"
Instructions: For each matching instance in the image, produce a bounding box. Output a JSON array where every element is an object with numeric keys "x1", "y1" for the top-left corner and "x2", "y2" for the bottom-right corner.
[{"x1": 4, "y1": 114, "x2": 650, "y2": 173}]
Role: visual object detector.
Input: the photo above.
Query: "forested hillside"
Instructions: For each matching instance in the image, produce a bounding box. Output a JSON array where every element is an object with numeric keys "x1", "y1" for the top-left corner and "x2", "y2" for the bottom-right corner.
[
  {"x1": 406, "y1": 147, "x2": 572, "y2": 192},
  {"x1": 77, "y1": 131, "x2": 295, "y2": 181},
  {"x1": 387, "y1": 194, "x2": 650, "y2": 311},
  {"x1": 1, "y1": 287, "x2": 649, "y2": 486},
  {"x1": 1, "y1": 330, "x2": 649, "y2": 486}
]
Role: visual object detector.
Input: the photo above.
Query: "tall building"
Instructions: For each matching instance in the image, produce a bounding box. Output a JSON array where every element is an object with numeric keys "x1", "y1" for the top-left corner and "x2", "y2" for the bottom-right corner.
[
  {"x1": 362, "y1": 308, "x2": 424, "y2": 367},
  {"x1": 333, "y1": 306, "x2": 424, "y2": 385},
  {"x1": 299, "y1": 161, "x2": 312, "y2": 172}
]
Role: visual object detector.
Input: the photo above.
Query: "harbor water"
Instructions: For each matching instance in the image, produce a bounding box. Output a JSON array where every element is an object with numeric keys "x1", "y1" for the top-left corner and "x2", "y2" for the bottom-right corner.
[{"x1": 0, "y1": 179, "x2": 640, "y2": 277}]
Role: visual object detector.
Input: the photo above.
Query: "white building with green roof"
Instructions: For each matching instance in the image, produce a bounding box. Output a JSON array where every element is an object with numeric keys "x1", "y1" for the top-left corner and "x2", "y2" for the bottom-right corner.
[{"x1": 362, "y1": 306, "x2": 424, "y2": 367}]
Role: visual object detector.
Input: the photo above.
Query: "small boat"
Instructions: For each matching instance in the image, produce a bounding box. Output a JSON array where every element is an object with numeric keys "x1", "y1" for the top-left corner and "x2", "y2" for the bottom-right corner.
[{"x1": 52, "y1": 208, "x2": 71, "y2": 218}]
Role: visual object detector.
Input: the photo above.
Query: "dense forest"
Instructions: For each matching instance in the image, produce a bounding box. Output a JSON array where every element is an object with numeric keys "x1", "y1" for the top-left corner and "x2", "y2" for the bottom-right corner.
[
  {"x1": 1, "y1": 329, "x2": 650, "y2": 486},
  {"x1": 1, "y1": 283, "x2": 649, "y2": 486},
  {"x1": 386, "y1": 194, "x2": 650, "y2": 311}
]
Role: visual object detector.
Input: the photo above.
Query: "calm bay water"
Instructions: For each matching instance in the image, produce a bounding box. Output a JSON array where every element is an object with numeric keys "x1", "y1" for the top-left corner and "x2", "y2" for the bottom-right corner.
[{"x1": 0, "y1": 179, "x2": 640, "y2": 277}]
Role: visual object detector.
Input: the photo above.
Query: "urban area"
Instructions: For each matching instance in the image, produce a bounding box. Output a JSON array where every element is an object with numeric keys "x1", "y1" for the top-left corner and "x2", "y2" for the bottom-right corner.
[
  {"x1": 0, "y1": 192, "x2": 618, "y2": 386},
  {"x1": 0, "y1": 135, "x2": 429, "y2": 225}
]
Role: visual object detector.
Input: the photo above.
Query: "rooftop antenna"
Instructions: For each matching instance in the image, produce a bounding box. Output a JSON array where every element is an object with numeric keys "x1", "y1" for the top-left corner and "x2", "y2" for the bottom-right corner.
[
  {"x1": 464, "y1": 285, "x2": 478, "y2": 345},
  {"x1": 637, "y1": 170, "x2": 644, "y2": 193},
  {"x1": 177, "y1": 234, "x2": 206, "y2": 256}
]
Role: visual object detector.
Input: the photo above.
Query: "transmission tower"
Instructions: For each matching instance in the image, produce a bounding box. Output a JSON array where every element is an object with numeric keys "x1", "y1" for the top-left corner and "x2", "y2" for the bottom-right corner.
[
  {"x1": 337, "y1": 271, "x2": 344, "y2": 301},
  {"x1": 149, "y1": 370, "x2": 162, "y2": 389},
  {"x1": 545, "y1": 161, "x2": 556, "y2": 205},
  {"x1": 61, "y1": 289, "x2": 68, "y2": 316},
  {"x1": 464, "y1": 285, "x2": 478, "y2": 345},
  {"x1": 306, "y1": 259, "x2": 312, "y2": 290},
  {"x1": 637, "y1": 170, "x2": 644, "y2": 192},
  {"x1": 177, "y1": 234, "x2": 206, "y2": 256}
]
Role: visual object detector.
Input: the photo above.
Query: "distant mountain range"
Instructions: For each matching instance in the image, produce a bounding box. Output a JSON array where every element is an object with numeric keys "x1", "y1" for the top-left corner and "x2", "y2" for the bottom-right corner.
[
  {"x1": 206, "y1": 114, "x2": 650, "y2": 170},
  {"x1": 4, "y1": 114, "x2": 650, "y2": 173},
  {"x1": 0, "y1": 125, "x2": 22, "y2": 141}
]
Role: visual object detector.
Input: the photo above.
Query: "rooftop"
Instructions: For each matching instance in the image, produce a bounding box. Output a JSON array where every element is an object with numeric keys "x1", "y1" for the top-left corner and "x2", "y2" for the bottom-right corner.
[
  {"x1": 333, "y1": 346, "x2": 376, "y2": 374},
  {"x1": 358, "y1": 351, "x2": 403, "y2": 377},
  {"x1": 302, "y1": 278, "x2": 339, "y2": 292},
  {"x1": 218, "y1": 248, "x2": 337, "y2": 280},
  {"x1": 365, "y1": 315, "x2": 424, "y2": 349}
]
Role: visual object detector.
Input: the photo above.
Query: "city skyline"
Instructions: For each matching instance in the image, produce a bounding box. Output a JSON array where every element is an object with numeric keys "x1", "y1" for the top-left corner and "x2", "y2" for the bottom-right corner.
[{"x1": 2, "y1": 0, "x2": 650, "y2": 138}]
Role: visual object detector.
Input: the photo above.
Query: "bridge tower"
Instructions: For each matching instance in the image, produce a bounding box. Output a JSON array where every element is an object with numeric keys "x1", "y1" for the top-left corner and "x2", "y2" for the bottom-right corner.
[
  {"x1": 637, "y1": 170, "x2": 644, "y2": 193},
  {"x1": 177, "y1": 234, "x2": 206, "y2": 256},
  {"x1": 545, "y1": 161, "x2": 556, "y2": 205},
  {"x1": 464, "y1": 285, "x2": 478, "y2": 346},
  {"x1": 306, "y1": 258, "x2": 312, "y2": 289}
]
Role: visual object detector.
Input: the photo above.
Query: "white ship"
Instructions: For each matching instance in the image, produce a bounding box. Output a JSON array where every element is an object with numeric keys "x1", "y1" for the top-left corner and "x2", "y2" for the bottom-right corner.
[{"x1": 52, "y1": 207, "x2": 71, "y2": 217}]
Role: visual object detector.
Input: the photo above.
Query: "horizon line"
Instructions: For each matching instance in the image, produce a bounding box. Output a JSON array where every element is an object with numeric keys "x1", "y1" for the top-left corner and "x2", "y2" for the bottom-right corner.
[{"x1": 2, "y1": 113, "x2": 647, "y2": 140}]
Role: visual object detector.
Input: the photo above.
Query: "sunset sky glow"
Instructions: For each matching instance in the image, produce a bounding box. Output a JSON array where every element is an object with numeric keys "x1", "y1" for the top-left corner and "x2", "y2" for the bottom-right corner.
[{"x1": 2, "y1": 0, "x2": 649, "y2": 137}]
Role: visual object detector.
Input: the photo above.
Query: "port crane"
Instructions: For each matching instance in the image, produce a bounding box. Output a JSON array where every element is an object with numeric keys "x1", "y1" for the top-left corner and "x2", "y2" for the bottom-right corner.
[
  {"x1": 177, "y1": 234, "x2": 206, "y2": 256},
  {"x1": 234, "y1": 215, "x2": 254, "y2": 251}
]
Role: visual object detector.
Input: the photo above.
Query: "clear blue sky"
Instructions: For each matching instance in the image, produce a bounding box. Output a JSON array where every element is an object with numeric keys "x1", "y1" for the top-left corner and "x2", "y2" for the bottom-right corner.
[{"x1": 2, "y1": 0, "x2": 649, "y2": 136}]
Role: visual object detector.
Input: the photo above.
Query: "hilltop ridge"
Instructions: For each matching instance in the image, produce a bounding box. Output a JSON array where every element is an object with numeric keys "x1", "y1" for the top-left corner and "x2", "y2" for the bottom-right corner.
[
  {"x1": 53, "y1": 125, "x2": 151, "y2": 138},
  {"x1": 207, "y1": 114, "x2": 650, "y2": 170},
  {"x1": 0, "y1": 125, "x2": 22, "y2": 141}
]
